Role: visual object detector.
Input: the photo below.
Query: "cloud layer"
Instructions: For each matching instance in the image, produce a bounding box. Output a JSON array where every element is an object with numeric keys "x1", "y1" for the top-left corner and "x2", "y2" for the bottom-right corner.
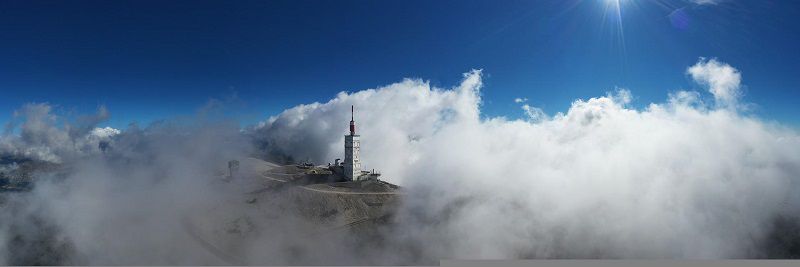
[
  {"x1": 1, "y1": 57, "x2": 799, "y2": 264},
  {"x1": 0, "y1": 104, "x2": 116, "y2": 164},
  {"x1": 254, "y1": 59, "x2": 800, "y2": 259}
]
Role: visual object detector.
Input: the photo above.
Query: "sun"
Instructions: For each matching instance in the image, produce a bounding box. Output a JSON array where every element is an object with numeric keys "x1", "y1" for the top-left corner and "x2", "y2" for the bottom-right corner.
[
  {"x1": 596, "y1": 0, "x2": 632, "y2": 57},
  {"x1": 601, "y1": 0, "x2": 628, "y2": 39},
  {"x1": 604, "y1": 0, "x2": 625, "y2": 20}
]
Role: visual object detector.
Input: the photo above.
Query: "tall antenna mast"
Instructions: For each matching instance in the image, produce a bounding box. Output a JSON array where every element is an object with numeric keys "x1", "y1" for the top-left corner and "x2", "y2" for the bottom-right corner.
[{"x1": 349, "y1": 105, "x2": 355, "y2": 135}]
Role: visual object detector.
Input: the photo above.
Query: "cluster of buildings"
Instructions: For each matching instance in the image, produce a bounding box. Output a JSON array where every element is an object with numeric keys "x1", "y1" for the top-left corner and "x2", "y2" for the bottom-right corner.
[{"x1": 327, "y1": 105, "x2": 381, "y2": 182}]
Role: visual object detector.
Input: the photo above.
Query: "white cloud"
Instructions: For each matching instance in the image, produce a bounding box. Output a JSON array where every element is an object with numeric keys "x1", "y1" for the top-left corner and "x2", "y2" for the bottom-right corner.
[
  {"x1": 89, "y1": 127, "x2": 120, "y2": 139},
  {"x1": 2, "y1": 59, "x2": 799, "y2": 263},
  {"x1": 0, "y1": 104, "x2": 115, "y2": 163},
  {"x1": 1, "y1": 109, "x2": 262, "y2": 265},
  {"x1": 687, "y1": 58, "x2": 742, "y2": 108},
  {"x1": 514, "y1": 97, "x2": 528, "y2": 103},
  {"x1": 254, "y1": 60, "x2": 800, "y2": 259},
  {"x1": 521, "y1": 104, "x2": 547, "y2": 122}
]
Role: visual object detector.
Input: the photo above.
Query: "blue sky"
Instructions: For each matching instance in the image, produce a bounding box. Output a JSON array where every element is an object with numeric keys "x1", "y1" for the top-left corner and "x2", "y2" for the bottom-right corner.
[{"x1": 1, "y1": 0, "x2": 798, "y2": 129}]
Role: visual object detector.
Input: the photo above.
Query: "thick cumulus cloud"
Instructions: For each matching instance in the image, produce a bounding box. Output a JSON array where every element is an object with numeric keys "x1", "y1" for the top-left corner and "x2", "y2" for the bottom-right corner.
[
  {"x1": 255, "y1": 59, "x2": 800, "y2": 259},
  {"x1": 1, "y1": 57, "x2": 799, "y2": 264},
  {"x1": 251, "y1": 70, "x2": 483, "y2": 178}
]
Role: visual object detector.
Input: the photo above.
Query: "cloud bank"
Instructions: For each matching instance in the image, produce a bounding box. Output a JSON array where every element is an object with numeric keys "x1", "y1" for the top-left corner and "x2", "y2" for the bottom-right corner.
[
  {"x1": 0, "y1": 102, "x2": 388, "y2": 265},
  {"x1": 0, "y1": 107, "x2": 259, "y2": 264},
  {"x1": 254, "y1": 58, "x2": 800, "y2": 259},
  {"x1": 0, "y1": 104, "x2": 116, "y2": 164},
  {"x1": 1, "y1": 57, "x2": 799, "y2": 264}
]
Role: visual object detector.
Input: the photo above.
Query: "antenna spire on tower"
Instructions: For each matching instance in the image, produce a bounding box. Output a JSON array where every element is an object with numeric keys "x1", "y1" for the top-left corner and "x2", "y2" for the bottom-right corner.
[{"x1": 349, "y1": 105, "x2": 356, "y2": 135}]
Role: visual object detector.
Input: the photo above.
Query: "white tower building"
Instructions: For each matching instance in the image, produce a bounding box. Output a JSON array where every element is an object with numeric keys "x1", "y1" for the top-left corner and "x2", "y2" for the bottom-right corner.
[{"x1": 344, "y1": 105, "x2": 362, "y2": 180}]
